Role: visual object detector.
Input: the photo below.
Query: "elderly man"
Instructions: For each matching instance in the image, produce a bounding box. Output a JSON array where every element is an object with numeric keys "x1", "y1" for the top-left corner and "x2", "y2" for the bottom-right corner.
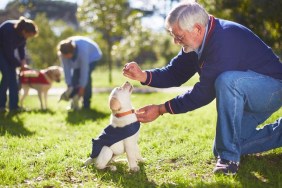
[
  {"x1": 123, "y1": 1, "x2": 282, "y2": 175},
  {"x1": 57, "y1": 36, "x2": 102, "y2": 109}
]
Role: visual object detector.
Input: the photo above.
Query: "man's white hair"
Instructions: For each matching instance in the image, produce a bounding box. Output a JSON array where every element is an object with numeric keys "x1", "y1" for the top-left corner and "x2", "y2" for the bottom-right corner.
[{"x1": 165, "y1": 0, "x2": 209, "y2": 32}]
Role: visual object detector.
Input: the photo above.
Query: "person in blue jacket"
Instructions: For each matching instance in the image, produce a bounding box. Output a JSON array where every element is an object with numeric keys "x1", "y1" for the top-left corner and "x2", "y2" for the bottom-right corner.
[
  {"x1": 57, "y1": 36, "x2": 102, "y2": 109},
  {"x1": 123, "y1": 1, "x2": 282, "y2": 175},
  {"x1": 0, "y1": 16, "x2": 38, "y2": 112}
]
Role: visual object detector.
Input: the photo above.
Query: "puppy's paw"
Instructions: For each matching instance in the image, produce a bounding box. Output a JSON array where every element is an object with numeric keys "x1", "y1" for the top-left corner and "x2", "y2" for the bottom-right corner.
[
  {"x1": 130, "y1": 166, "x2": 140, "y2": 172},
  {"x1": 138, "y1": 158, "x2": 146, "y2": 163},
  {"x1": 108, "y1": 165, "x2": 117, "y2": 171},
  {"x1": 83, "y1": 157, "x2": 94, "y2": 167}
]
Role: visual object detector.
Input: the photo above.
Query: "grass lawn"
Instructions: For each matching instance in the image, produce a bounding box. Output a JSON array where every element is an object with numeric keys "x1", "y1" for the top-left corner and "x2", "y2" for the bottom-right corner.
[
  {"x1": 52, "y1": 66, "x2": 200, "y2": 89},
  {"x1": 0, "y1": 85, "x2": 282, "y2": 187}
]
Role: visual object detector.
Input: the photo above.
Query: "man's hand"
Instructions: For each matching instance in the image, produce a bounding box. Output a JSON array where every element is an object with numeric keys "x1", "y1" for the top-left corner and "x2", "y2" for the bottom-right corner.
[
  {"x1": 122, "y1": 62, "x2": 147, "y2": 83},
  {"x1": 136, "y1": 104, "x2": 167, "y2": 123},
  {"x1": 20, "y1": 59, "x2": 28, "y2": 70}
]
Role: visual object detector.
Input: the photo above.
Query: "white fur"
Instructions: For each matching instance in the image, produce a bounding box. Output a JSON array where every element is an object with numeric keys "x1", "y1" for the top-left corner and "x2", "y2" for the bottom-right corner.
[
  {"x1": 84, "y1": 81, "x2": 143, "y2": 172},
  {"x1": 20, "y1": 66, "x2": 62, "y2": 110}
]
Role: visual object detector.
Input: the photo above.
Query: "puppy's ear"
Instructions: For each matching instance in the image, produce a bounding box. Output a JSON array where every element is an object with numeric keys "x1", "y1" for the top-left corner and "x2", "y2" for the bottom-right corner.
[{"x1": 109, "y1": 97, "x2": 121, "y2": 111}]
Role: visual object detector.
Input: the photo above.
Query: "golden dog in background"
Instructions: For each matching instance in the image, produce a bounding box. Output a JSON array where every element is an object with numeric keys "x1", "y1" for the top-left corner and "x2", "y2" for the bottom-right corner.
[{"x1": 19, "y1": 66, "x2": 62, "y2": 110}]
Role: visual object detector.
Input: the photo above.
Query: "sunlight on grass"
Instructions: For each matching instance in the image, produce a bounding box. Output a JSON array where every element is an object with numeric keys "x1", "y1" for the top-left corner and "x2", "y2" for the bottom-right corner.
[
  {"x1": 53, "y1": 67, "x2": 200, "y2": 89},
  {"x1": 0, "y1": 93, "x2": 281, "y2": 187}
]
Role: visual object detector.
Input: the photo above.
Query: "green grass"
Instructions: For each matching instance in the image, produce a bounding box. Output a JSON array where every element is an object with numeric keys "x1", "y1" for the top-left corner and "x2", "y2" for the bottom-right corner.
[
  {"x1": 53, "y1": 66, "x2": 200, "y2": 88},
  {"x1": 0, "y1": 91, "x2": 282, "y2": 187}
]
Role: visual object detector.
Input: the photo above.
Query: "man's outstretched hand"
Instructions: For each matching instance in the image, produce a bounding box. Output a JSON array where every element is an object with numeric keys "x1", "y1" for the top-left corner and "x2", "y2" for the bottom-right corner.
[
  {"x1": 136, "y1": 104, "x2": 167, "y2": 123},
  {"x1": 122, "y1": 62, "x2": 147, "y2": 83}
]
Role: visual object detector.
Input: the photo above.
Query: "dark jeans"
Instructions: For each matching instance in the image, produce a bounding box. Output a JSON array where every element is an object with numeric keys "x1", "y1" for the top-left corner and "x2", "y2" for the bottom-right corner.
[
  {"x1": 71, "y1": 62, "x2": 96, "y2": 108},
  {"x1": 0, "y1": 52, "x2": 19, "y2": 110},
  {"x1": 213, "y1": 70, "x2": 282, "y2": 162}
]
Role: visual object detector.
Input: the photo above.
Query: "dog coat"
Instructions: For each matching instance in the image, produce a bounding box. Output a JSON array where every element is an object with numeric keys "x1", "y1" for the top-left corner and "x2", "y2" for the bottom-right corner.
[
  {"x1": 90, "y1": 121, "x2": 140, "y2": 158},
  {"x1": 20, "y1": 70, "x2": 50, "y2": 84}
]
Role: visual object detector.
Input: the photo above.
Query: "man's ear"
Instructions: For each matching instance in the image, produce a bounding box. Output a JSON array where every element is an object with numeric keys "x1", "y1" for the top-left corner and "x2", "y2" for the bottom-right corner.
[
  {"x1": 194, "y1": 23, "x2": 203, "y2": 36},
  {"x1": 109, "y1": 97, "x2": 121, "y2": 111}
]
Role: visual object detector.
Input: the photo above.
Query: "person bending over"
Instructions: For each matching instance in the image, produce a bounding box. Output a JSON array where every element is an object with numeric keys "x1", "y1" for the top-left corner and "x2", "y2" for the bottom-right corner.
[
  {"x1": 0, "y1": 16, "x2": 38, "y2": 112},
  {"x1": 57, "y1": 36, "x2": 102, "y2": 109},
  {"x1": 123, "y1": 1, "x2": 282, "y2": 175}
]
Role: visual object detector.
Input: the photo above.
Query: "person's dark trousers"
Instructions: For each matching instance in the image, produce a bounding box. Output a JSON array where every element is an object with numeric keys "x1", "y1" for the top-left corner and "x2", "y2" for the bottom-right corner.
[
  {"x1": 72, "y1": 62, "x2": 96, "y2": 109},
  {"x1": 0, "y1": 52, "x2": 19, "y2": 110}
]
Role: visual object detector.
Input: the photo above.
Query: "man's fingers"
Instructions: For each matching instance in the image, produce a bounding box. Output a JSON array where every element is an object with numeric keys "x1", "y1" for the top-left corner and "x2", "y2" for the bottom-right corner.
[
  {"x1": 137, "y1": 115, "x2": 150, "y2": 123},
  {"x1": 123, "y1": 73, "x2": 134, "y2": 80},
  {"x1": 136, "y1": 108, "x2": 152, "y2": 123}
]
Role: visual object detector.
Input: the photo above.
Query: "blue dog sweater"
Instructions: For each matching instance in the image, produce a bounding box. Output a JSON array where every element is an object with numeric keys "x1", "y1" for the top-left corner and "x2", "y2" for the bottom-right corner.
[{"x1": 90, "y1": 121, "x2": 140, "y2": 158}]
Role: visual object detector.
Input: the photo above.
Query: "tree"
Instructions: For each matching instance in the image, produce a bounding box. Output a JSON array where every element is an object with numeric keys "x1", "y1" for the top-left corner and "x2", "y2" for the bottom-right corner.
[
  {"x1": 1, "y1": 0, "x2": 80, "y2": 69},
  {"x1": 26, "y1": 14, "x2": 59, "y2": 68},
  {"x1": 78, "y1": 0, "x2": 144, "y2": 84}
]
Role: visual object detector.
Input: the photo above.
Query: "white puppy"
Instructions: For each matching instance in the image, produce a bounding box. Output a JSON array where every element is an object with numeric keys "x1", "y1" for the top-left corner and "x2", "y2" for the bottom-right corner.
[
  {"x1": 84, "y1": 81, "x2": 143, "y2": 172},
  {"x1": 19, "y1": 66, "x2": 62, "y2": 110}
]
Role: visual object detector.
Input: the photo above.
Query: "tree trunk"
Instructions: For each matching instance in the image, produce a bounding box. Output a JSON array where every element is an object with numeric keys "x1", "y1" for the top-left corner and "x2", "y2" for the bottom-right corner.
[{"x1": 107, "y1": 42, "x2": 113, "y2": 84}]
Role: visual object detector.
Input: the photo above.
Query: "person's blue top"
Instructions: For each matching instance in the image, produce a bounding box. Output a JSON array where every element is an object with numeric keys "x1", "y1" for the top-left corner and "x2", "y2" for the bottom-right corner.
[
  {"x1": 142, "y1": 16, "x2": 282, "y2": 114},
  {"x1": 90, "y1": 121, "x2": 140, "y2": 158},
  {"x1": 60, "y1": 36, "x2": 102, "y2": 87},
  {"x1": 0, "y1": 20, "x2": 26, "y2": 67}
]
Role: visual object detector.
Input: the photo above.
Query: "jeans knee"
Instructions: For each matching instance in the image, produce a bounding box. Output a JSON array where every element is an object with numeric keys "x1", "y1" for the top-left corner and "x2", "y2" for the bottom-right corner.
[{"x1": 215, "y1": 71, "x2": 236, "y2": 91}]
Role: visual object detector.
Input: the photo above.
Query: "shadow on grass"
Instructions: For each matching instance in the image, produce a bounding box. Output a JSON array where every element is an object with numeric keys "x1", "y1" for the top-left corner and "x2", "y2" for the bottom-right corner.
[
  {"x1": 88, "y1": 163, "x2": 194, "y2": 188},
  {"x1": 90, "y1": 162, "x2": 185, "y2": 188},
  {"x1": 0, "y1": 112, "x2": 35, "y2": 137},
  {"x1": 237, "y1": 153, "x2": 282, "y2": 188},
  {"x1": 24, "y1": 108, "x2": 56, "y2": 115},
  {"x1": 195, "y1": 153, "x2": 282, "y2": 188},
  {"x1": 66, "y1": 108, "x2": 108, "y2": 125}
]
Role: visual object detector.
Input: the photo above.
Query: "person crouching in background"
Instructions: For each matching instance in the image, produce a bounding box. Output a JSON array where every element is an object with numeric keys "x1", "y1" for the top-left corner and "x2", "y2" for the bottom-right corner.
[{"x1": 57, "y1": 36, "x2": 102, "y2": 110}]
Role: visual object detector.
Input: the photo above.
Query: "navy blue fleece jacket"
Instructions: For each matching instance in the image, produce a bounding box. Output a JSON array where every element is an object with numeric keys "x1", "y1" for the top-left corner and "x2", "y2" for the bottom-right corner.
[
  {"x1": 0, "y1": 20, "x2": 26, "y2": 67},
  {"x1": 90, "y1": 121, "x2": 140, "y2": 158},
  {"x1": 142, "y1": 16, "x2": 282, "y2": 114}
]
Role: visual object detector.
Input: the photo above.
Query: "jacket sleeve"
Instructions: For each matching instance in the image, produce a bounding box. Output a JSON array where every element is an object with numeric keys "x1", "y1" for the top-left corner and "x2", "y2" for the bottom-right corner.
[
  {"x1": 164, "y1": 55, "x2": 235, "y2": 114},
  {"x1": 164, "y1": 70, "x2": 216, "y2": 114},
  {"x1": 60, "y1": 57, "x2": 72, "y2": 87},
  {"x1": 17, "y1": 42, "x2": 26, "y2": 60},
  {"x1": 1, "y1": 29, "x2": 21, "y2": 67},
  {"x1": 142, "y1": 51, "x2": 198, "y2": 88},
  {"x1": 78, "y1": 52, "x2": 90, "y2": 87}
]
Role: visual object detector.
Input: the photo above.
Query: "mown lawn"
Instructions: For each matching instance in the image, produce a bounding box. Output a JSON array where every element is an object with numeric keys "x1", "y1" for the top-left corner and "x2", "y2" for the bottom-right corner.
[
  {"x1": 52, "y1": 66, "x2": 200, "y2": 89},
  {"x1": 0, "y1": 87, "x2": 281, "y2": 187}
]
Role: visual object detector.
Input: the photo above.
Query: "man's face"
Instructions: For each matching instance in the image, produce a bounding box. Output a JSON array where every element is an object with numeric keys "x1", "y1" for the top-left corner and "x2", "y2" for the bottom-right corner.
[
  {"x1": 22, "y1": 30, "x2": 36, "y2": 40},
  {"x1": 169, "y1": 23, "x2": 202, "y2": 53},
  {"x1": 62, "y1": 53, "x2": 73, "y2": 59}
]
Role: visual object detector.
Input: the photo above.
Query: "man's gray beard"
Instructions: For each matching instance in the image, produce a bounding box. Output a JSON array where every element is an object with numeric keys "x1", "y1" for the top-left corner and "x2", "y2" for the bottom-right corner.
[{"x1": 182, "y1": 46, "x2": 194, "y2": 53}]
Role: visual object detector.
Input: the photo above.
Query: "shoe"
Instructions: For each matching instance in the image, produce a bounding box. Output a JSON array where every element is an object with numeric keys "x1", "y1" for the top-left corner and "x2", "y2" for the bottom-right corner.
[
  {"x1": 82, "y1": 106, "x2": 90, "y2": 110},
  {"x1": 213, "y1": 158, "x2": 239, "y2": 175},
  {"x1": 83, "y1": 157, "x2": 94, "y2": 166},
  {"x1": 9, "y1": 107, "x2": 26, "y2": 113}
]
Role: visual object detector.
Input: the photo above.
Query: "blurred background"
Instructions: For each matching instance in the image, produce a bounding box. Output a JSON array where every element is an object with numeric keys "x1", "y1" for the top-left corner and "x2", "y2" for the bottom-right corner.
[{"x1": 1, "y1": 0, "x2": 281, "y2": 83}]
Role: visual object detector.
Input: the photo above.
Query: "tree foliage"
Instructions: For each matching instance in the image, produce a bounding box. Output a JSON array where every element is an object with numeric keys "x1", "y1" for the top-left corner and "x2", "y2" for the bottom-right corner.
[
  {"x1": 77, "y1": 0, "x2": 145, "y2": 83},
  {"x1": 26, "y1": 14, "x2": 59, "y2": 68},
  {"x1": 77, "y1": 0, "x2": 181, "y2": 83},
  {"x1": 1, "y1": 0, "x2": 281, "y2": 75},
  {"x1": 26, "y1": 14, "x2": 79, "y2": 69}
]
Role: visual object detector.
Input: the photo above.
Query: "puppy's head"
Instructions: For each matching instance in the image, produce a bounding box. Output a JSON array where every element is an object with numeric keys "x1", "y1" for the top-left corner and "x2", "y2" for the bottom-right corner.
[
  {"x1": 109, "y1": 81, "x2": 133, "y2": 113},
  {"x1": 46, "y1": 66, "x2": 62, "y2": 82}
]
